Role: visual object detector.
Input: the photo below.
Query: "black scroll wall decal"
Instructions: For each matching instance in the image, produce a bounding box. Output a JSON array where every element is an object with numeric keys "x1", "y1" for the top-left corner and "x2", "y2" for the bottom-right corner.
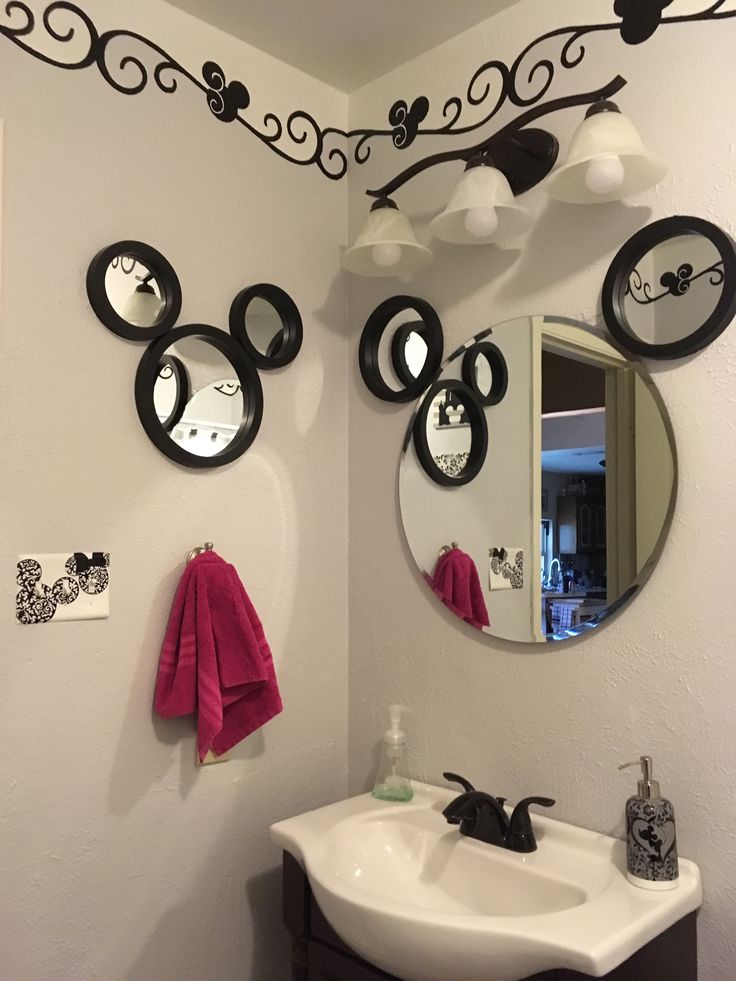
[
  {"x1": 626, "y1": 260, "x2": 725, "y2": 306},
  {"x1": 2, "y1": 1, "x2": 736, "y2": 182}
]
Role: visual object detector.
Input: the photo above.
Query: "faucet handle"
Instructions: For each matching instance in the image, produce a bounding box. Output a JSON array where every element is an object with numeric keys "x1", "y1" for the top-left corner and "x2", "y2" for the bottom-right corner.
[
  {"x1": 443, "y1": 771, "x2": 476, "y2": 794},
  {"x1": 508, "y1": 797, "x2": 555, "y2": 853},
  {"x1": 510, "y1": 796, "x2": 555, "y2": 828}
]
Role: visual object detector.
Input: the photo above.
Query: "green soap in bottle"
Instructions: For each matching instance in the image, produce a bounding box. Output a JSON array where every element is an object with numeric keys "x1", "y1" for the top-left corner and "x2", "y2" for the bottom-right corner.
[{"x1": 372, "y1": 705, "x2": 413, "y2": 802}]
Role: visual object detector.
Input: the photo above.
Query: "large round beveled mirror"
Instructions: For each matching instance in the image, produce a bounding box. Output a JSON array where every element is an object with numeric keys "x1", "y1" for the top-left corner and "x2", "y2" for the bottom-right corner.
[{"x1": 399, "y1": 317, "x2": 677, "y2": 643}]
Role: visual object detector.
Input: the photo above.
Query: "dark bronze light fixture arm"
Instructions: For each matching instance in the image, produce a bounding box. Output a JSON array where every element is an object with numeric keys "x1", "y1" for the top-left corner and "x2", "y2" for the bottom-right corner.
[{"x1": 366, "y1": 74, "x2": 628, "y2": 200}]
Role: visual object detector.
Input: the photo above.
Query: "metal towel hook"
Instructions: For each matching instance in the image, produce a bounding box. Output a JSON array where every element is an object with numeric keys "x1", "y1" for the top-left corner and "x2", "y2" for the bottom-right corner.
[{"x1": 186, "y1": 542, "x2": 214, "y2": 564}]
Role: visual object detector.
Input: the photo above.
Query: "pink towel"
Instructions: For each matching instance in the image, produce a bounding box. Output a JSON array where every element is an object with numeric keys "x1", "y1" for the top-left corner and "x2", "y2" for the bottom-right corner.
[
  {"x1": 154, "y1": 551, "x2": 282, "y2": 761},
  {"x1": 430, "y1": 547, "x2": 490, "y2": 631}
]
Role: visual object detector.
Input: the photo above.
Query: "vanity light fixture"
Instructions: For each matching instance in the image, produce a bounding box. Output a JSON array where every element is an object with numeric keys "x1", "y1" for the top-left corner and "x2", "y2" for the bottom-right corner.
[
  {"x1": 546, "y1": 100, "x2": 668, "y2": 204},
  {"x1": 122, "y1": 274, "x2": 164, "y2": 327},
  {"x1": 342, "y1": 77, "x2": 668, "y2": 278},
  {"x1": 341, "y1": 196, "x2": 432, "y2": 277},
  {"x1": 429, "y1": 153, "x2": 532, "y2": 246}
]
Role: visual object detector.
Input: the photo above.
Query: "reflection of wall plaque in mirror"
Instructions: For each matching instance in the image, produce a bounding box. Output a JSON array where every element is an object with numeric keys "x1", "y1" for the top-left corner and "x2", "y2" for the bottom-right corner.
[
  {"x1": 602, "y1": 216, "x2": 736, "y2": 359},
  {"x1": 359, "y1": 295, "x2": 444, "y2": 403},
  {"x1": 86, "y1": 240, "x2": 183, "y2": 341},
  {"x1": 399, "y1": 316, "x2": 677, "y2": 644},
  {"x1": 411, "y1": 379, "x2": 488, "y2": 487},
  {"x1": 135, "y1": 324, "x2": 263, "y2": 468},
  {"x1": 462, "y1": 341, "x2": 508, "y2": 406},
  {"x1": 229, "y1": 283, "x2": 303, "y2": 369}
]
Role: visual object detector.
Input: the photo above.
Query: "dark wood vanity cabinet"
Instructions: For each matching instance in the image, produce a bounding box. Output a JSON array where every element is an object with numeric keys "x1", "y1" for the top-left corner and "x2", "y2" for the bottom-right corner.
[{"x1": 282, "y1": 852, "x2": 697, "y2": 981}]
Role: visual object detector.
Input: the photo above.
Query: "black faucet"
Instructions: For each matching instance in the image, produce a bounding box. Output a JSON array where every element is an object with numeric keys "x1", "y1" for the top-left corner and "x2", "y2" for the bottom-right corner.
[{"x1": 442, "y1": 772, "x2": 555, "y2": 853}]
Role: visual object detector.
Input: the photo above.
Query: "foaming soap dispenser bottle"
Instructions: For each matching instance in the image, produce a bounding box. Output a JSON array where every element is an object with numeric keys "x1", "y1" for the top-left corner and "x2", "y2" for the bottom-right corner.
[
  {"x1": 372, "y1": 705, "x2": 413, "y2": 802},
  {"x1": 619, "y1": 755, "x2": 678, "y2": 890}
]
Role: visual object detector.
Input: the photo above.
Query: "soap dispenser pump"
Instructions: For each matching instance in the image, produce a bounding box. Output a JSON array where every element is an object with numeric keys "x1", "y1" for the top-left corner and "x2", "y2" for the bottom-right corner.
[
  {"x1": 619, "y1": 755, "x2": 678, "y2": 890},
  {"x1": 372, "y1": 705, "x2": 413, "y2": 802}
]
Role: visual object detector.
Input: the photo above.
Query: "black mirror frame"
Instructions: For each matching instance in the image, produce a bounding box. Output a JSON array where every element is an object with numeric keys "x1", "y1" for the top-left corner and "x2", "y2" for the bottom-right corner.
[
  {"x1": 601, "y1": 215, "x2": 736, "y2": 360},
  {"x1": 156, "y1": 355, "x2": 190, "y2": 432},
  {"x1": 86, "y1": 240, "x2": 183, "y2": 342},
  {"x1": 229, "y1": 283, "x2": 303, "y2": 369},
  {"x1": 359, "y1": 296, "x2": 444, "y2": 403},
  {"x1": 412, "y1": 380, "x2": 488, "y2": 487},
  {"x1": 135, "y1": 324, "x2": 263, "y2": 469},
  {"x1": 461, "y1": 341, "x2": 508, "y2": 406}
]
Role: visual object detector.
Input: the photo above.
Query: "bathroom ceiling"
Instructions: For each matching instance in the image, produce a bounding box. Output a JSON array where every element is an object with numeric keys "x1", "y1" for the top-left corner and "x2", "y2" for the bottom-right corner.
[{"x1": 163, "y1": 0, "x2": 522, "y2": 91}]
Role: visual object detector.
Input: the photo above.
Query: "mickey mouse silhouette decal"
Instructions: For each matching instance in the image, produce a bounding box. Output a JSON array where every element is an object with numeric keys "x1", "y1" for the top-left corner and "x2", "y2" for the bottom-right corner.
[
  {"x1": 16, "y1": 553, "x2": 110, "y2": 625},
  {"x1": 86, "y1": 241, "x2": 303, "y2": 469}
]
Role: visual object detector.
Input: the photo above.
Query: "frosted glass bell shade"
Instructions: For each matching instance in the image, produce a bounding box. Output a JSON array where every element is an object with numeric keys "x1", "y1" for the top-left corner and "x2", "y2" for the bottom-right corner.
[
  {"x1": 342, "y1": 204, "x2": 433, "y2": 277},
  {"x1": 547, "y1": 109, "x2": 668, "y2": 204},
  {"x1": 122, "y1": 286, "x2": 164, "y2": 327},
  {"x1": 430, "y1": 165, "x2": 532, "y2": 245}
]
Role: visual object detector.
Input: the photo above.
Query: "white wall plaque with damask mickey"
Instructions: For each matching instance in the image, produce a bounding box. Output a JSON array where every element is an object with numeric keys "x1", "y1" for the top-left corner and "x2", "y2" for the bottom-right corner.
[{"x1": 16, "y1": 552, "x2": 110, "y2": 624}]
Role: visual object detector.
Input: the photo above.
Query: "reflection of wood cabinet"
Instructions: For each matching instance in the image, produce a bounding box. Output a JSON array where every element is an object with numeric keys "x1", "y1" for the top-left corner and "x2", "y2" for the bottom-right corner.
[
  {"x1": 558, "y1": 496, "x2": 604, "y2": 554},
  {"x1": 595, "y1": 503, "x2": 606, "y2": 549}
]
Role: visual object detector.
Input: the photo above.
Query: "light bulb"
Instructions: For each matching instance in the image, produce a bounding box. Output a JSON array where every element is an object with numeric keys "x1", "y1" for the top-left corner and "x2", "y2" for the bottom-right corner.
[
  {"x1": 585, "y1": 155, "x2": 626, "y2": 195},
  {"x1": 371, "y1": 242, "x2": 402, "y2": 269},
  {"x1": 463, "y1": 206, "x2": 499, "y2": 239}
]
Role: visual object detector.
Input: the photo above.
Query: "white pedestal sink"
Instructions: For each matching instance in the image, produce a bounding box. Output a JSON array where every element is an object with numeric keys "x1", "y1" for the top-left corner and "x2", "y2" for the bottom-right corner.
[{"x1": 271, "y1": 782, "x2": 701, "y2": 981}]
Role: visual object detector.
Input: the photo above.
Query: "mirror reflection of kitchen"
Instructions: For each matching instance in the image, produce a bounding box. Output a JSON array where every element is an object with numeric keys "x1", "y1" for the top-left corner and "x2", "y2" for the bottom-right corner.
[
  {"x1": 538, "y1": 324, "x2": 673, "y2": 639},
  {"x1": 541, "y1": 349, "x2": 608, "y2": 637}
]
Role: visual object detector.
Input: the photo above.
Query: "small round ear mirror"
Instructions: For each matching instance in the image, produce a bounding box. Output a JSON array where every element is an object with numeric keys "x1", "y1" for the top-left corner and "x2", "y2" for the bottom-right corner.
[
  {"x1": 602, "y1": 216, "x2": 736, "y2": 359},
  {"x1": 412, "y1": 380, "x2": 488, "y2": 486},
  {"x1": 229, "y1": 284, "x2": 303, "y2": 369},
  {"x1": 359, "y1": 295, "x2": 444, "y2": 403},
  {"x1": 462, "y1": 341, "x2": 508, "y2": 406},
  {"x1": 86, "y1": 241, "x2": 182, "y2": 341}
]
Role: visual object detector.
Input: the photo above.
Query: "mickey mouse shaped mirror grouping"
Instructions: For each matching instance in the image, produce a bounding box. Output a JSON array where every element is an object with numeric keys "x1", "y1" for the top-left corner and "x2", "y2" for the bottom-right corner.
[{"x1": 86, "y1": 241, "x2": 303, "y2": 468}]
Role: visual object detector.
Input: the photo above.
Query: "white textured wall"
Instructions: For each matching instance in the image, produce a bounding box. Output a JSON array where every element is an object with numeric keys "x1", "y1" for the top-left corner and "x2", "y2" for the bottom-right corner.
[
  {"x1": 0, "y1": 2, "x2": 348, "y2": 979},
  {"x1": 347, "y1": 3, "x2": 736, "y2": 979}
]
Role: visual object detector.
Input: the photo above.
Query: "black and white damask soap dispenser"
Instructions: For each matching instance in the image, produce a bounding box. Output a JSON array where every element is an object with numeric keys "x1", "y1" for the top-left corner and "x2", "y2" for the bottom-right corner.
[{"x1": 619, "y1": 755, "x2": 679, "y2": 890}]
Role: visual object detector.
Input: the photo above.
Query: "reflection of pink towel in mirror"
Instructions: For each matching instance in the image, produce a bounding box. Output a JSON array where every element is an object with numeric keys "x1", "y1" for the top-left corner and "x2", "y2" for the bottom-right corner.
[{"x1": 429, "y1": 547, "x2": 490, "y2": 631}]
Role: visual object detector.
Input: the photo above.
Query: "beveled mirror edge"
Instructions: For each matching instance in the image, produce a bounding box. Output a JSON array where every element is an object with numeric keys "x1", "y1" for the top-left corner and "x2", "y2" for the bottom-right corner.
[
  {"x1": 398, "y1": 314, "x2": 679, "y2": 646},
  {"x1": 601, "y1": 215, "x2": 736, "y2": 360},
  {"x1": 86, "y1": 239, "x2": 182, "y2": 342}
]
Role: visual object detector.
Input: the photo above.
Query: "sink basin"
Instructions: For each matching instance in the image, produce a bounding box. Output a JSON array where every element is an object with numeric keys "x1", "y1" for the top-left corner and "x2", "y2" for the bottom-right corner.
[{"x1": 271, "y1": 782, "x2": 701, "y2": 981}]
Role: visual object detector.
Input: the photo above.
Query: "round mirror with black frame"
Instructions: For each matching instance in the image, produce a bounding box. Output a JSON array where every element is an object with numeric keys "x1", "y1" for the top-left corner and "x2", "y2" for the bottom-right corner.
[
  {"x1": 229, "y1": 283, "x2": 303, "y2": 369},
  {"x1": 399, "y1": 316, "x2": 677, "y2": 645},
  {"x1": 462, "y1": 340, "x2": 508, "y2": 407},
  {"x1": 412, "y1": 380, "x2": 488, "y2": 487},
  {"x1": 602, "y1": 216, "x2": 736, "y2": 359},
  {"x1": 135, "y1": 324, "x2": 263, "y2": 469},
  {"x1": 359, "y1": 295, "x2": 444, "y2": 403},
  {"x1": 87, "y1": 240, "x2": 182, "y2": 341}
]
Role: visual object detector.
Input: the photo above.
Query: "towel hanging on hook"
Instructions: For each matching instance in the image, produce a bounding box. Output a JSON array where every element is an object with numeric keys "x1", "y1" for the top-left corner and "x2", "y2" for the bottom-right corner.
[{"x1": 438, "y1": 541, "x2": 459, "y2": 559}]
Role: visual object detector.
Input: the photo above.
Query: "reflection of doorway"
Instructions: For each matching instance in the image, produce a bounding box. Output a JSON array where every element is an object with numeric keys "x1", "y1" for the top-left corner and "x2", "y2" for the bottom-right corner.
[{"x1": 533, "y1": 321, "x2": 636, "y2": 639}]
